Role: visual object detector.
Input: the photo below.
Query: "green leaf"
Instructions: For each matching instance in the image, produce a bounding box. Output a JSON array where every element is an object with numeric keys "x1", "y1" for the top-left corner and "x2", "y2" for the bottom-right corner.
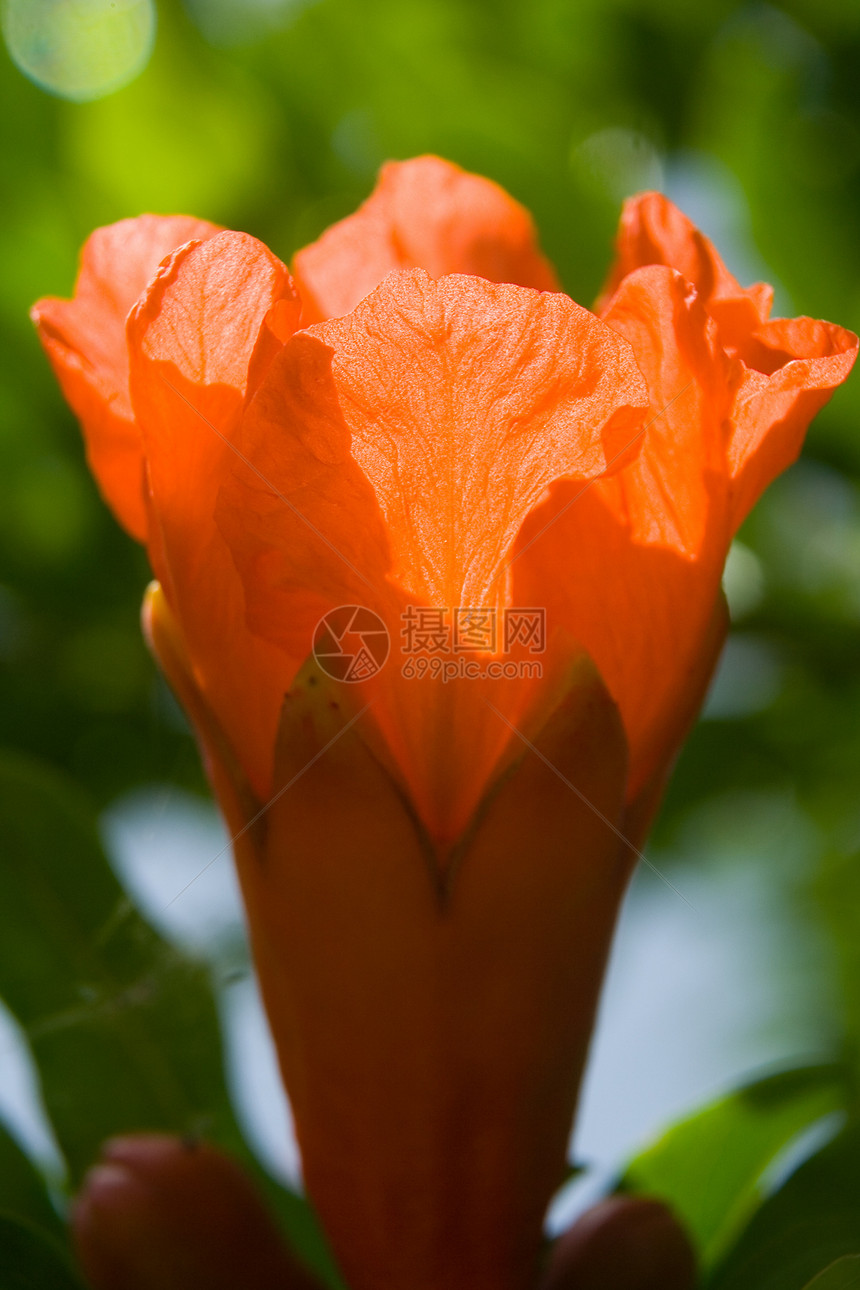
[
  {"x1": 0, "y1": 1118, "x2": 62, "y2": 1240},
  {"x1": 708, "y1": 1123, "x2": 860, "y2": 1290},
  {"x1": 622, "y1": 1064, "x2": 848, "y2": 1269},
  {"x1": 0, "y1": 753, "x2": 340, "y2": 1287},
  {"x1": 803, "y1": 1256, "x2": 860, "y2": 1289},
  {"x1": 0, "y1": 752, "x2": 243, "y2": 1183},
  {"x1": 0, "y1": 1214, "x2": 83, "y2": 1290}
]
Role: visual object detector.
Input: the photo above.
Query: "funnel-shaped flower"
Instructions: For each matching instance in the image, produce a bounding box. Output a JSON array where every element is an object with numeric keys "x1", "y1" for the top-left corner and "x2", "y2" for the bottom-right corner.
[{"x1": 33, "y1": 157, "x2": 856, "y2": 1290}]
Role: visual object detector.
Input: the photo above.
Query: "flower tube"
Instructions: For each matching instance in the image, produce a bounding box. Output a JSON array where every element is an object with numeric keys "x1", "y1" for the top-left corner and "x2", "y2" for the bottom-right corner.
[{"x1": 33, "y1": 157, "x2": 857, "y2": 1290}]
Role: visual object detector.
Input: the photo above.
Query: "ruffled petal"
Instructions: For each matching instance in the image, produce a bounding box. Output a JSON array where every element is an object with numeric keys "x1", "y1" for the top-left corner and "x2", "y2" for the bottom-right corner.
[
  {"x1": 218, "y1": 268, "x2": 648, "y2": 839},
  {"x1": 31, "y1": 215, "x2": 219, "y2": 541},
  {"x1": 598, "y1": 195, "x2": 859, "y2": 540},
  {"x1": 215, "y1": 330, "x2": 396, "y2": 663},
  {"x1": 726, "y1": 316, "x2": 858, "y2": 531},
  {"x1": 598, "y1": 266, "x2": 735, "y2": 554},
  {"x1": 293, "y1": 156, "x2": 559, "y2": 323},
  {"x1": 514, "y1": 266, "x2": 733, "y2": 798},
  {"x1": 597, "y1": 191, "x2": 773, "y2": 353},
  {"x1": 127, "y1": 231, "x2": 301, "y2": 800}
]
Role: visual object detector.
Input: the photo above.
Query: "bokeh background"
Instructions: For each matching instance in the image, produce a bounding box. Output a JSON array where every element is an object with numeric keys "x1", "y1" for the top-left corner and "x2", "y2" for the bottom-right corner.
[{"x1": 1, "y1": 1, "x2": 859, "y2": 1286}]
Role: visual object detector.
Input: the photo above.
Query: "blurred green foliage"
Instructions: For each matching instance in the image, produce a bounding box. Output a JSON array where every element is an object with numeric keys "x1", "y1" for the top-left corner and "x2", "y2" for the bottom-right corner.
[
  {"x1": 709, "y1": 1124, "x2": 860, "y2": 1289},
  {"x1": 1, "y1": 0, "x2": 860, "y2": 1285},
  {"x1": 802, "y1": 1257, "x2": 860, "y2": 1290},
  {"x1": 621, "y1": 1063, "x2": 852, "y2": 1272},
  {"x1": 0, "y1": 1213, "x2": 84, "y2": 1289},
  {"x1": 0, "y1": 754, "x2": 244, "y2": 1184},
  {"x1": 0, "y1": 754, "x2": 338, "y2": 1283}
]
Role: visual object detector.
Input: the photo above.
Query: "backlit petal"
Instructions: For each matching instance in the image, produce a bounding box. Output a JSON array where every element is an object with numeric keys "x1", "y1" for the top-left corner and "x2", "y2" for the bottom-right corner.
[
  {"x1": 31, "y1": 215, "x2": 219, "y2": 540},
  {"x1": 127, "y1": 231, "x2": 301, "y2": 800},
  {"x1": 218, "y1": 268, "x2": 648, "y2": 838},
  {"x1": 599, "y1": 195, "x2": 859, "y2": 543},
  {"x1": 597, "y1": 191, "x2": 773, "y2": 352},
  {"x1": 726, "y1": 316, "x2": 858, "y2": 530},
  {"x1": 515, "y1": 266, "x2": 733, "y2": 797},
  {"x1": 293, "y1": 155, "x2": 559, "y2": 323},
  {"x1": 311, "y1": 270, "x2": 648, "y2": 611}
]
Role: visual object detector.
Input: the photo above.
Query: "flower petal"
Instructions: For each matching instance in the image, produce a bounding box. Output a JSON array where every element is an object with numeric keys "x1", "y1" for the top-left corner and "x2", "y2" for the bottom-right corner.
[
  {"x1": 31, "y1": 215, "x2": 219, "y2": 541},
  {"x1": 293, "y1": 155, "x2": 559, "y2": 322},
  {"x1": 127, "y1": 231, "x2": 301, "y2": 800},
  {"x1": 218, "y1": 268, "x2": 648, "y2": 837},
  {"x1": 215, "y1": 329, "x2": 396, "y2": 664},
  {"x1": 310, "y1": 270, "x2": 648, "y2": 611},
  {"x1": 597, "y1": 191, "x2": 772, "y2": 352},
  {"x1": 514, "y1": 266, "x2": 732, "y2": 798},
  {"x1": 597, "y1": 266, "x2": 735, "y2": 552},
  {"x1": 598, "y1": 195, "x2": 859, "y2": 553},
  {"x1": 726, "y1": 316, "x2": 858, "y2": 531}
]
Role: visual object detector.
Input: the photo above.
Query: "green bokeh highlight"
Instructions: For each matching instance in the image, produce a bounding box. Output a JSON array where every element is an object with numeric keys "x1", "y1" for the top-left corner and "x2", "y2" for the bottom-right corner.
[{"x1": 2, "y1": 0, "x2": 156, "y2": 102}]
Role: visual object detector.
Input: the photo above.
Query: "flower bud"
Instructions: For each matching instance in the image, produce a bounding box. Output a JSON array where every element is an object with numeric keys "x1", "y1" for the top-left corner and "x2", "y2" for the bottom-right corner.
[
  {"x1": 71, "y1": 1135, "x2": 319, "y2": 1290},
  {"x1": 542, "y1": 1196, "x2": 697, "y2": 1290}
]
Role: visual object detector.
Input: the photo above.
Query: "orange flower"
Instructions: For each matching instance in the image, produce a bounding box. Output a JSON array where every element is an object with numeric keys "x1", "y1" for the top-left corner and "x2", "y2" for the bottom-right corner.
[{"x1": 33, "y1": 157, "x2": 857, "y2": 1290}]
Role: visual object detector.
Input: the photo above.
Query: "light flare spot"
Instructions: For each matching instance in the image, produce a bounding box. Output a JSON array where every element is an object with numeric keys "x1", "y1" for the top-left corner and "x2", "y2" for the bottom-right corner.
[{"x1": 2, "y1": 0, "x2": 155, "y2": 102}]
